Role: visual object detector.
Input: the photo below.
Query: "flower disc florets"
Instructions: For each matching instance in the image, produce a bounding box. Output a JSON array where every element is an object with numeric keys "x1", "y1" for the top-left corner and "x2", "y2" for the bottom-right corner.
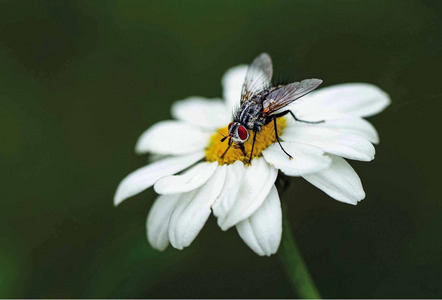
[{"x1": 205, "y1": 118, "x2": 287, "y2": 165}]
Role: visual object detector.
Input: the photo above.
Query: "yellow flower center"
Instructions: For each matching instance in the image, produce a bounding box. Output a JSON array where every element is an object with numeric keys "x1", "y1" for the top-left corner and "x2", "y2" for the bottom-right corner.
[{"x1": 205, "y1": 118, "x2": 287, "y2": 165}]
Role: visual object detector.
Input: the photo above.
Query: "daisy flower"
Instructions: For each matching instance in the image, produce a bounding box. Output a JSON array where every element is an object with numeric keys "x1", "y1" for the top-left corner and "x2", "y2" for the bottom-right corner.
[{"x1": 114, "y1": 54, "x2": 390, "y2": 256}]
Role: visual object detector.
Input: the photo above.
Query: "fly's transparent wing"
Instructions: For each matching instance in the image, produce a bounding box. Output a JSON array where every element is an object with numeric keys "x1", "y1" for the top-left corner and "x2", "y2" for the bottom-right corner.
[
  {"x1": 241, "y1": 53, "x2": 273, "y2": 103},
  {"x1": 262, "y1": 78, "x2": 323, "y2": 116}
]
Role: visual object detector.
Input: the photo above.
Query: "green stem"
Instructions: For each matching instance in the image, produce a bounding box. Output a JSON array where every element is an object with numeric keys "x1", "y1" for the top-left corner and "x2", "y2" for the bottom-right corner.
[{"x1": 279, "y1": 202, "x2": 321, "y2": 299}]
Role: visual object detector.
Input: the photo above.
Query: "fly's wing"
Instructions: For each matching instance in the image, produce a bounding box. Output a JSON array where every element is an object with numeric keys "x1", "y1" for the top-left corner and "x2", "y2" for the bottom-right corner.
[
  {"x1": 262, "y1": 79, "x2": 323, "y2": 116},
  {"x1": 241, "y1": 53, "x2": 273, "y2": 104}
]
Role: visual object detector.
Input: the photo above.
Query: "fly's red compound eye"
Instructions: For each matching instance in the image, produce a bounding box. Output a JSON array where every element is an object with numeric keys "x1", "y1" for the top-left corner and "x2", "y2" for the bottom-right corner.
[
  {"x1": 228, "y1": 122, "x2": 233, "y2": 130},
  {"x1": 238, "y1": 126, "x2": 249, "y2": 141}
]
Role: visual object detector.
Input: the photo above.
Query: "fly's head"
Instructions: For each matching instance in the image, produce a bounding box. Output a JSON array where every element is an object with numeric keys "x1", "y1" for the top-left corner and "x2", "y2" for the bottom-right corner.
[{"x1": 227, "y1": 122, "x2": 249, "y2": 144}]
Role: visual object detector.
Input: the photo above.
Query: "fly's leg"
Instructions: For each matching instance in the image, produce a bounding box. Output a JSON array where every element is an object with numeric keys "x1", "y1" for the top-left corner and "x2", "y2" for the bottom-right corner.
[
  {"x1": 273, "y1": 110, "x2": 324, "y2": 124},
  {"x1": 289, "y1": 110, "x2": 324, "y2": 124},
  {"x1": 248, "y1": 130, "x2": 258, "y2": 165},
  {"x1": 238, "y1": 144, "x2": 247, "y2": 157},
  {"x1": 233, "y1": 143, "x2": 246, "y2": 156},
  {"x1": 221, "y1": 138, "x2": 232, "y2": 159},
  {"x1": 273, "y1": 117, "x2": 293, "y2": 160}
]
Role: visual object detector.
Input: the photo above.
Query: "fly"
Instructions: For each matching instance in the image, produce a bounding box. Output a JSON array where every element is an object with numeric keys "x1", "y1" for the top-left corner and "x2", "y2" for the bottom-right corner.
[{"x1": 221, "y1": 53, "x2": 324, "y2": 163}]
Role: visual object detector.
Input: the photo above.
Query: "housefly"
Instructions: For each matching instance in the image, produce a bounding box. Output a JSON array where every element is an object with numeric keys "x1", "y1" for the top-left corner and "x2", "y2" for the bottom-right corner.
[{"x1": 221, "y1": 53, "x2": 324, "y2": 163}]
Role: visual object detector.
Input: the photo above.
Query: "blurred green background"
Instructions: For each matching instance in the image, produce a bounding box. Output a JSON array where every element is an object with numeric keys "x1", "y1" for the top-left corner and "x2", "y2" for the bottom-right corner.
[{"x1": 1, "y1": 0, "x2": 441, "y2": 298}]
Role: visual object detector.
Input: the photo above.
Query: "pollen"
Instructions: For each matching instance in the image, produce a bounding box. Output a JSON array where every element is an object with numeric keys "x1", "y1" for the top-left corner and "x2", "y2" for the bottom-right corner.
[{"x1": 205, "y1": 118, "x2": 287, "y2": 165}]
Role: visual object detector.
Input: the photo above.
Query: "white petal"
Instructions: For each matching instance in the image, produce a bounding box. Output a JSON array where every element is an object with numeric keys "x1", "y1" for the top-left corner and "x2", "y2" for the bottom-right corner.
[
  {"x1": 168, "y1": 166, "x2": 226, "y2": 250},
  {"x1": 222, "y1": 65, "x2": 248, "y2": 112},
  {"x1": 286, "y1": 112, "x2": 380, "y2": 144},
  {"x1": 282, "y1": 126, "x2": 375, "y2": 161},
  {"x1": 293, "y1": 83, "x2": 390, "y2": 118},
  {"x1": 146, "y1": 194, "x2": 180, "y2": 251},
  {"x1": 113, "y1": 152, "x2": 204, "y2": 206},
  {"x1": 317, "y1": 116, "x2": 379, "y2": 144},
  {"x1": 212, "y1": 161, "x2": 246, "y2": 222},
  {"x1": 171, "y1": 97, "x2": 231, "y2": 129},
  {"x1": 303, "y1": 155, "x2": 365, "y2": 205},
  {"x1": 236, "y1": 186, "x2": 282, "y2": 256},
  {"x1": 262, "y1": 142, "x2": 331, "y2": 176},
  {"x1": 154, "y1": 161, "x2": 218, "y2": 195},
  {"x1": 216, "y1": 158, "x2": 278, "y2": 231},
  {"x1": 135, "y1": 121, "x2": 211, "y2": 155}
]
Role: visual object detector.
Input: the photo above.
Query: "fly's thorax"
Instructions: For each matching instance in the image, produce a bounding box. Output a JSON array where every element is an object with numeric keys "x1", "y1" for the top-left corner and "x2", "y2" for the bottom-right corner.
[{"x1": 236, "y1": 101, "x2": 264, "y2": 130}]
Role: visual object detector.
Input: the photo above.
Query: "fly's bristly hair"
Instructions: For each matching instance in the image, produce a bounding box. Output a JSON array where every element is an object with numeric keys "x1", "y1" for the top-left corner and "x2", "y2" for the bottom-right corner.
[{"x1": 231, "y1": 104, "x2": 240, "y2": 120}]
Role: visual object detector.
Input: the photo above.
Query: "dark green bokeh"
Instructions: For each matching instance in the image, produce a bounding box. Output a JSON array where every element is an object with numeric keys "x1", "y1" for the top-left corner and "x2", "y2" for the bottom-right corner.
[{"x1": 1, "y1": 0, "x2": 441, "y2": 298}]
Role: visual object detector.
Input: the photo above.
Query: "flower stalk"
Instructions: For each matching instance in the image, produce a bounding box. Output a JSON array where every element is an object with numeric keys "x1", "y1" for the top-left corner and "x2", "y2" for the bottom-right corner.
[{"x1": 277, "y1": 177, "x2": 321, "y2": 299}]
